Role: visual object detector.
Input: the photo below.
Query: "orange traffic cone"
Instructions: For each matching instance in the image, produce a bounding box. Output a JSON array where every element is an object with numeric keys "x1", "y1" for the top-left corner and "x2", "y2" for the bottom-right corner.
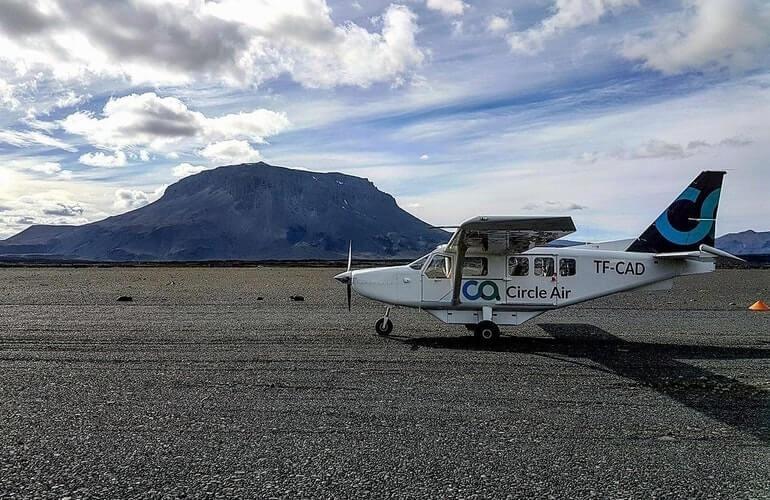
[{"x1": 749, "y1": 300, "x2": 770, "y2": 312}]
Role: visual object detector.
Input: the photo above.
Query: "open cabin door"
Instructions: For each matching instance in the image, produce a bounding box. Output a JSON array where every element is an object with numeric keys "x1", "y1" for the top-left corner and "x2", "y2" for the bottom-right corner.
[{"x1": 444, "y1": 216, "x2": 577, "y2": 306}]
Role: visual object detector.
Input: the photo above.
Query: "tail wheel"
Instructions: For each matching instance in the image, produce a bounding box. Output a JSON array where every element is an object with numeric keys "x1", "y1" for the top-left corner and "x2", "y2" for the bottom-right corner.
[
  {"x1": 375, "y1": 318, "x2": 393, "y2": 336},
  {"x1": 474, "y1": 321, "x2": 500, "y2": 343}
]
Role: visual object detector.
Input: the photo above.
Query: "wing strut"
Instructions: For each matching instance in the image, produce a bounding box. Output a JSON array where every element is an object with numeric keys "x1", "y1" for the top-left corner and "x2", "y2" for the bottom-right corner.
[{"x1": 451, "y1": 233, "x2": 467, "y2": 306}]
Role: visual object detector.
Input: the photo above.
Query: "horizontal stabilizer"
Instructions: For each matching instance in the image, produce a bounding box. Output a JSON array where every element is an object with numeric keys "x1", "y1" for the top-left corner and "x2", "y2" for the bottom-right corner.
[
  {"x1": 654, "y1": 244, "x2": 745, "y2": 262},
  {"x1": 700, "y1": 244, "x2": 745, "y2": 262},
  {"x1": 654, "y1": 251, "x2": 702, "y2": 260}
]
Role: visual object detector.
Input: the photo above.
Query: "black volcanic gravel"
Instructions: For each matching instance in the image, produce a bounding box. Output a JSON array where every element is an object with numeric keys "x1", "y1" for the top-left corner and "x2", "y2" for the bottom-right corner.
[{"x1": 0, "y1": 267, "x2": 769, "y2": 498}]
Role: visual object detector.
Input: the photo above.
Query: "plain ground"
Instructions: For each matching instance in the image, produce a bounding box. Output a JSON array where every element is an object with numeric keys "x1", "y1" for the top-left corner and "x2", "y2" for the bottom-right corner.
[{"x1": 0, "y1": 267, "x2": 769, "y2": 499}]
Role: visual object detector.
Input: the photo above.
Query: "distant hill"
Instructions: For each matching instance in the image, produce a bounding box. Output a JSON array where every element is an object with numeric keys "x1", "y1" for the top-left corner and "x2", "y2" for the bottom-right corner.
[
  {"x1": 0, "y1": 163, "x2": 449, "y2": 261},
  {"x1": 716, "y1": 230, "x2": 770, "y2": 256}
]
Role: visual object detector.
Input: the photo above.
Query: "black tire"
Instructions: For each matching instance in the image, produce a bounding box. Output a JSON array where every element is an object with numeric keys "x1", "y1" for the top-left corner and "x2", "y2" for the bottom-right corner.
[
  {"x1": 375, "y1": 318, "x2": 393, "y2": 336},
  {"x1": 474, "y1": 321, "x2": 500, "y2": 343}
]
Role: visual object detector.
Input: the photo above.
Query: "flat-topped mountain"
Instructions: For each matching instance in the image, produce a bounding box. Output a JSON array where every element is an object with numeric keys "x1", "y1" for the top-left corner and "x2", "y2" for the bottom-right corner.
[{"x1": 0, "y1": 163, "x2": 449, "y2": 261}]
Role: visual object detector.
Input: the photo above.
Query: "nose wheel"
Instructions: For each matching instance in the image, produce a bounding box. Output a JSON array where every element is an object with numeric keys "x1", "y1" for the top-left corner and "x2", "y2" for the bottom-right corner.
[
  {"x1": 375, "y1": 307, "x2": 393, "y2": 336},
  {"x1": 474, "y1": 321, "x2": 500, "y2": 343},
  {"x1": 375, "y1": 318, "x2": 393, "y2": 336}
]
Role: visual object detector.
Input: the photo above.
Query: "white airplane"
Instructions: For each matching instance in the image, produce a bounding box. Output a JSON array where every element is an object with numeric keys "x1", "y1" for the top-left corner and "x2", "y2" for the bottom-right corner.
[{"x1": 335, "y1": 171, "x2": 742, "y2": 343}]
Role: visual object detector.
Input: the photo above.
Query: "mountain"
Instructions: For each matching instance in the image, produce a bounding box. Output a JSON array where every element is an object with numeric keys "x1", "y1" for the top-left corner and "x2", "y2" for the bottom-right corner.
[
  {"x1": 716, "y1": 230, "x2": 770, "y2": 256},
  {"x1": 0, "y1": 163, "x2": 449, "y2": 261}
]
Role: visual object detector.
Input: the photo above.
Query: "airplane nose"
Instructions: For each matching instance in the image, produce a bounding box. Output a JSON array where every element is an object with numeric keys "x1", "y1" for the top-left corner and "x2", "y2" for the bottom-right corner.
[{"x1": 334, "y1": 271, "x2": 352, "y2": 284}]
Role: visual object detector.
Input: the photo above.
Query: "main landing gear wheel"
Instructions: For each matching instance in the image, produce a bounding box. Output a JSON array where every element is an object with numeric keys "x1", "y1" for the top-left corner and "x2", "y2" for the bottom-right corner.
[
  {"x1": 474, "y1": 321, "x2": 500, "y2": 343},
  {"x1": 375, "y1": 318, "x2": 393, "y2": 336}
]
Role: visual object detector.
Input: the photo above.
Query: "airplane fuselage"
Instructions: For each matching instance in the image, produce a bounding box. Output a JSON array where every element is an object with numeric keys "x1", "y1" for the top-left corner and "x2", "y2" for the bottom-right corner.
[{"x1": 346, "y1": 245, "x2": 714, "y2": 326}]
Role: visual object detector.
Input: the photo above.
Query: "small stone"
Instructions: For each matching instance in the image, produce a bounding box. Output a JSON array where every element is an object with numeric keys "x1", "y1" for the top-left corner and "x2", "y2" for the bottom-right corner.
[
  {"x1": 290, "y1": 295, "x2": 305, "y2": 301},
  {"x1": 117, "y1": 296, "x2": 133, "y2": 302},
  {"x1": 257, "y1": 296, "x2": 264, "y2": 301}
]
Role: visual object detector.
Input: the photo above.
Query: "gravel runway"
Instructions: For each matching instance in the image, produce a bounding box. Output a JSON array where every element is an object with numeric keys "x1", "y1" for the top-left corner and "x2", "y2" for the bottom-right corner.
[{"x1": 0, "y1": 267, "x2": 769, "y2": 499}]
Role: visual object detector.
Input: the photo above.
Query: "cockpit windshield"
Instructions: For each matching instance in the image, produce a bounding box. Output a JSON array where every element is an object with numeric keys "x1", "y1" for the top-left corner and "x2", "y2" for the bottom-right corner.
[{"x1": 408, "y1": 254, "x2": 430, "y2": 270}]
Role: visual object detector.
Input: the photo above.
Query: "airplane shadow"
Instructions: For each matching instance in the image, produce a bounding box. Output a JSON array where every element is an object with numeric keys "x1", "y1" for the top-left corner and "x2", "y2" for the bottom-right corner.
[{"x1": 396, "y1": 324, "x2": 770, "y2": 443}]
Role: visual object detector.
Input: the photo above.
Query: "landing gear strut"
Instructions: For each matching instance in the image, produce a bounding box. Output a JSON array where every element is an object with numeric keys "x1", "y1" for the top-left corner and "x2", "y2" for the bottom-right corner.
[
  {"x1": 474, "y1": 320, "x2": 500, "y2": 343},
  {"x1": 375, "y1": 307, "x2": 393, "y2": 336}
]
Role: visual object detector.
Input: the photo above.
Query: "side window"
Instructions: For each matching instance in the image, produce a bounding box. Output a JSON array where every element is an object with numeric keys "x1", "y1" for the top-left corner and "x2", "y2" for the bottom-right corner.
[
  {"x1": 534, "y1": 257, "x2": 555, "y2": 277},
  {"x1": 559, "y1": 258, "x2": 577, "y2": 276},
  {"x1": 424, "y1": 255, "x2": 452, "y2": 279},
  {"x1": 508, "y1": 256, "x2": 529, "y2": 276},
  {"x1": 463, "y1": 257, "x2": 488, "y2": 277}
]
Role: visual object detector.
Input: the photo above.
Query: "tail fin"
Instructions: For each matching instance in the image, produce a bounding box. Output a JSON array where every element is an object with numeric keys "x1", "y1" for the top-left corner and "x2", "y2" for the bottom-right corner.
[{"x1": 627, "y1": 171, "x2": 725, "y2": 253}]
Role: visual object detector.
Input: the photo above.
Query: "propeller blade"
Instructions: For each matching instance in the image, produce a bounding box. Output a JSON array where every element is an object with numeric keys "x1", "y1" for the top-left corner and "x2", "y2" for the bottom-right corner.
[
  {"x1": 347, "y1": 241, "x2": 352, "y2": 272},
  {"x1": 347, "y1": 282, "x2": 352, "y2": 311}
]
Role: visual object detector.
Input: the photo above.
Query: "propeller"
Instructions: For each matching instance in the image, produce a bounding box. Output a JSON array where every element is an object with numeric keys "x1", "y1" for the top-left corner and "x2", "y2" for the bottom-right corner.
[
  {"x1": 334, "y1": 241, "x2": 354, "y2": 311},
  {"x1": 346, "y1": 241, "x2": 352, "y2": 311}
]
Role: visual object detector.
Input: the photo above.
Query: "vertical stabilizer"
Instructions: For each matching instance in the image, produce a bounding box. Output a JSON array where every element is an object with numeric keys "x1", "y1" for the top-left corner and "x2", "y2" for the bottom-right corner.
[{"x1": 627, "y1": 171, "x2": 725, "y2": 253}]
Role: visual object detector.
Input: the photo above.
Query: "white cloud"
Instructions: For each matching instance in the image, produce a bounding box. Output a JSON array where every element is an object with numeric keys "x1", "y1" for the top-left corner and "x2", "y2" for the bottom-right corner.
[
  {"x1": 199, "y1": 140, "x2": 262, "y2": 164},
  {"x1": 420, "y1": 154, "x2": 430, "y2": 160},
  {"x1": 451, "y1": 20, "x2": 464, "y2": 37},
  {"x1": 0, "y1": 0, "x2": 424, "y2": 89},
  {"x1": 487, "y1": 16, "x2": 511, "y2": 34},
  {"x1": 79, "y1": 150, "x2": 128, "y2": 167},
  {"x1": 627, "y1": 139, "x2": 688, "y2": 160},
  {"x1": 55, "y1": 91, "x2": 88, "y2": 109},
  {"x1": 522, "y1": 200, "x2": 587, "y2": 212},
  {"x1": 581, "y1": 136, "x2": 755, "y2": 162},
  {"x1": 508, "y1": 0, "x2": 639, "y2": 54},
  {"x1": 622, "y1": 0, "x2": 770, "y2": 74},
  {"x1": 172, "y1": 163, "x2": 210, "y2": 178},
  {"x1": 59, "y1": 92, "x2": 289, "y2": 159},
  {"x1": 0, "y1": 128, "x2": 76, "y2": 152},
  {"x1": 7, "y1": 159, "x2": 72, "y2": 179},
  {"x1": 113, "y1": 186, "x2": 166, "y2": 211},
  {"x1": 0, "y1": 191, "x2": 89, "y2": 238},
  {"x1": 0, "y1": 78, "x2": 19, "y2": 109},
  {"x1": 426, "y1": 0, "x2": 467, "y2": 17},
  {"x1": 114, "y1": 189, "x2": 149, "y2": 211},
  {"x1": 204, "y1": 109, "x2": 291, "y2": 144},
  {"x1": 42, "y1": 201, "x2": 84, "y2": 217}
]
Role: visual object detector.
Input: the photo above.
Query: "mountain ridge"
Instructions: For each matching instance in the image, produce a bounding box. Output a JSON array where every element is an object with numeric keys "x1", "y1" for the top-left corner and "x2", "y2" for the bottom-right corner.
[
  {"x1": 715, "y1": 230, "x2": 770, "y2": 256},
  {"x1": 0, "y1": 163, "x2": 449, "y2": 261}
]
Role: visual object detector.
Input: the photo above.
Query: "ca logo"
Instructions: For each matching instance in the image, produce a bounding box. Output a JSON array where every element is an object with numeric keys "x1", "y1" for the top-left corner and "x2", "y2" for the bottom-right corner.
[
  {"x1": 462, "y1": 280, "x2": 501, "y2": 301},
  {"x1": 656, "y1": 187, "x2": 720, "y2": 246}
]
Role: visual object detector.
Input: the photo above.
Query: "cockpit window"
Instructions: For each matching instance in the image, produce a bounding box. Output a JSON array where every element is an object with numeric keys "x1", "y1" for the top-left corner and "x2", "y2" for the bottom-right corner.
[
  {"x1": 409, "y1": 255, "x2": 429, "y2": 270},
  {"x1": 424, "y1": 255, "x2": 452, "y2": 279}
]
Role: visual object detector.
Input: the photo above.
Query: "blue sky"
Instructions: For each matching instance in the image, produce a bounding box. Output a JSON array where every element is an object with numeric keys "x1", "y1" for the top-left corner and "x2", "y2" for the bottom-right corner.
[{"x1": 0, "y1": 0, "x2": 769, "y2": 241}]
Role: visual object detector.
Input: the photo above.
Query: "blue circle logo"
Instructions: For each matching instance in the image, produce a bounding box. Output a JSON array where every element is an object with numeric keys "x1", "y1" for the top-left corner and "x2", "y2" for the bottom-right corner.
[
  {"x1": 462, "y1": 280, "x2": 501, "y2": 301},
  {"x1": 655, "y1": 187, "x2": 720, "y2": 246}
]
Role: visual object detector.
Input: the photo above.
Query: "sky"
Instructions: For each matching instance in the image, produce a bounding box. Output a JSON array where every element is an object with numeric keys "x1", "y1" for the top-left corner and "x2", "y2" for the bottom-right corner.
[{"x1": 0, "y1": 0, "x2": 769, "y2": 241}]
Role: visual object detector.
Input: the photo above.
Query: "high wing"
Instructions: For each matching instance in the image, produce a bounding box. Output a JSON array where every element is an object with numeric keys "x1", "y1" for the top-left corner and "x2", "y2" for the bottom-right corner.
[{"x1": 447, "y1": 216, "x2": 576, "y2": 305}]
